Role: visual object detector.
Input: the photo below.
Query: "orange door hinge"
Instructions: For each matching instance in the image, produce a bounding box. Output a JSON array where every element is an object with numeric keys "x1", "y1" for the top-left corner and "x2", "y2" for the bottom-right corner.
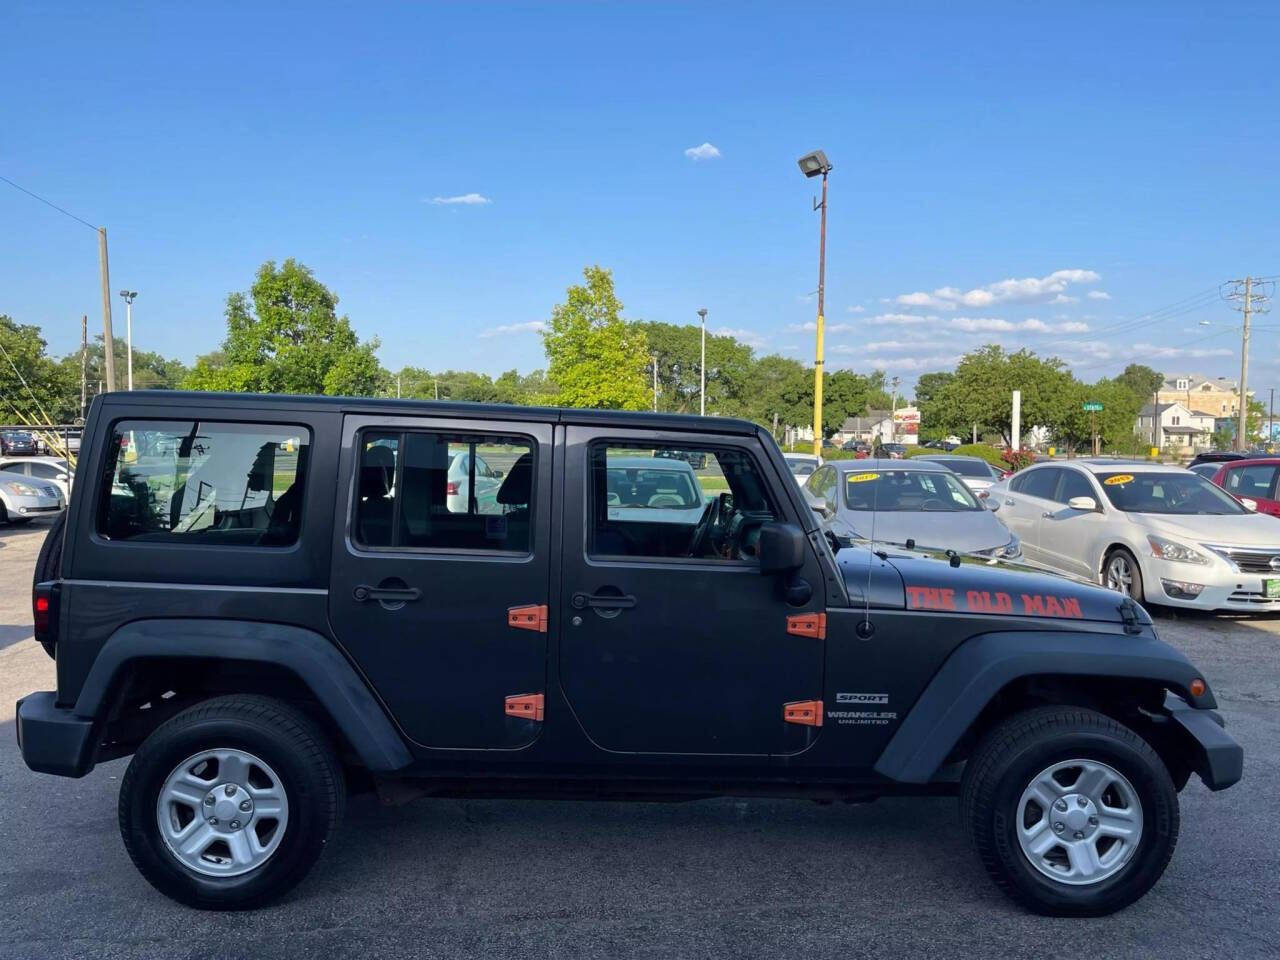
[
  {"x1": 786, "y1": 612, "x2": 826, "y2": 639},
  {"x1": 508, "y1": 603, "x2": 548, "y2": 632},
  {"x1": 783, "y1": 700, "x2": 823, "y2": 727},
  {"x1": 504, "y1": 693, "x2": 545, "y2": 722}
]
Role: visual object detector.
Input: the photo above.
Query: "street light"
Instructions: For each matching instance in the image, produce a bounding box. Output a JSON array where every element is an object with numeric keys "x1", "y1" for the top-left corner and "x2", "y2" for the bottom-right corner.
[
  {"x1": 797, "y1": 150, "x2": 831, "y2": 455},
  {"x1": 697, "y1": 308, "x2": 708, "y2": 416},
  {"x1": 118, "y1": 290, "x2": 137, "y2": 390}
]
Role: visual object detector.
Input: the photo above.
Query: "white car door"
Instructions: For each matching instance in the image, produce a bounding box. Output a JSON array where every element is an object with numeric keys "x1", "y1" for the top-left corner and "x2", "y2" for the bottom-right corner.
[
  {"x1": 1037, "y1": 467, "x2": 1110, "y2": 581},
  {"x1": 1000, "y1": 466, "x2": 1061, "y2": 566}
]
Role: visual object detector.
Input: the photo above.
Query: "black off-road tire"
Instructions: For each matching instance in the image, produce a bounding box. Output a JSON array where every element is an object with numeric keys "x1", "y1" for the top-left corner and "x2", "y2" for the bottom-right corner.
[
  {"x1": 119, "y1": 695, "x2": 345, "y2": 910},
  {"x1": 959, "y1": 705, "x2": 1179, "y2": 916}
]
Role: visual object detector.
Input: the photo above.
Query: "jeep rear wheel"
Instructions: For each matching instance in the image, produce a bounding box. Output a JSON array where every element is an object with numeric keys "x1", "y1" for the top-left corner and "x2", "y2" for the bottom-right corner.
[
  {"x1": 119, "y1": 695, "x2": 344, "y2": 909},
  {"x1": 959, "y1": 705, "x2": 1178, "y2": 916}
]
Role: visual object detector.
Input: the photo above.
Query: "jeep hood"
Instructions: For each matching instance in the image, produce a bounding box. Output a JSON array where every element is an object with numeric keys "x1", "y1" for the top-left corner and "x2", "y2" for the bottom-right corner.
[{"x1": 837, "y1": 545, "x2": 1148, "y2": 627}]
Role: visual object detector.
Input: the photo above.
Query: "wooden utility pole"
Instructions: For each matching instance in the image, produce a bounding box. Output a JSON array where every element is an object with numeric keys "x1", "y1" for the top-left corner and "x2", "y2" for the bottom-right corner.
[
  {"x1": 1237, "y1": 277, "x2": 1252, "y2": 450},
  {"x1": 80, "y1": 315, "x2": 88, "y2": 420},
  {"x1": 97, "y1": 227, "x2": 117, "y2": 392}
]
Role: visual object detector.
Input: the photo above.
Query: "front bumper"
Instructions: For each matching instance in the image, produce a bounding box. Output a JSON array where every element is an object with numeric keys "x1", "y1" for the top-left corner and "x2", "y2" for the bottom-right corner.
[
  {"x1": 1164, "y1": 694, "x2": 1243, "y2": 790},
  {"x1": 1144, "y1": 556, "x2": 1280, "y2": 612},
  {"x1": 15, "y1": 693, "x2": 97, "y2": 778}
]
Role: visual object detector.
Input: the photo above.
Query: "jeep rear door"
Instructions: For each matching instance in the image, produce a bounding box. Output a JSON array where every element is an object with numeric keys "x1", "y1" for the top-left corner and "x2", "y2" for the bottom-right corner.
[
  {"x1": 556, "y1": 426, "x2": 828, "y2": 757},
  {"x1": 328, "y1": 414, "x2": 553, "y2": 750}
]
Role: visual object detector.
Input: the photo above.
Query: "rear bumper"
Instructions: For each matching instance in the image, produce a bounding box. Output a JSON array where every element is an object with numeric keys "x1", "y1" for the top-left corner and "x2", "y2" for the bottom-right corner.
[
  {"x1": 1165, "y1": 694, "x2": 1243, "y2": 791},
  {"x1": 15, "y1": 692, "x2": 96, "y2": 778}
]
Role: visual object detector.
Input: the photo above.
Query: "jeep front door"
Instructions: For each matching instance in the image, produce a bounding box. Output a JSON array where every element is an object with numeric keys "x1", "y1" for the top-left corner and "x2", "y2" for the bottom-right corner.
[
  {"x1": 328, "y1": 415, "x2": 552, "y2": 750},
  {"x1": 557, "y1": 428, "x2": 827, "y2": 757}
]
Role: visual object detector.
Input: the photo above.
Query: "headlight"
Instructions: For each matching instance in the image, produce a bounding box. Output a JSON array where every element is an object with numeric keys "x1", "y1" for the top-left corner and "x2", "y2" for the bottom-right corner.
[
  {"x1": 1147, "y1": 535, "x2": 1209, "y2": 565},
  {"x1": 5, "y1": 481, "x2": 40, "y2": 496},
  {"x1": 1001, "y1": 535, "x2": 1021, "y2": 559}
]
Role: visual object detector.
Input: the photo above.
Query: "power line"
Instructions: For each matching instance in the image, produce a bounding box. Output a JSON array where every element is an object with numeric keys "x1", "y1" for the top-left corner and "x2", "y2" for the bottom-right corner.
[{"x1": 0, "y1": 173, "x2": 99, "y2": 231}]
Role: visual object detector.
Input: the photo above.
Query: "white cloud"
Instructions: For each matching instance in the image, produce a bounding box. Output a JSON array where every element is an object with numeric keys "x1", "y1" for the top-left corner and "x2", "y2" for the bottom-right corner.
[
  {"x1": 787, "y1": 321, "x2": 816, "y2": 332},
  {"x1": 1133, "y1": 343, "x2": 1233, "y2": 360},
  {"x1": 896, "y1": 268, "x2": 1101, "y2": 310},
  {"x1": 787, "y1": 320, "x2": 856, "y2": 333},
  {"x1": 478, "y1": 320, "x2": 545, "y2": 338},
  {"x1": 430, "y1": 193, "x2": 491, "y2": 205},
  {"x1": 867, "y1": 312, "x2": 936, "y2": 326},
  {"x1": 1087, "y1": 290, "x2": 1112, "y2": 300},
  {"x1": 949, "y1": 316, "x2": 1088, "y2": 334},
  {"x1": 714, "y1": 325, "x2": 766, "y2": 347},
  {"x1": 847, "y1": 305, "x2": 866, "y2": 314},
  {"x1": 1057, "y1": 321, "x2": 1091, "y2": 333},
  {"x1": 684, "y1": 142, "x2": 721, "y2": 160},
  {"x1": 863, "y1": 354, "x2": 963, "y2": 372}
]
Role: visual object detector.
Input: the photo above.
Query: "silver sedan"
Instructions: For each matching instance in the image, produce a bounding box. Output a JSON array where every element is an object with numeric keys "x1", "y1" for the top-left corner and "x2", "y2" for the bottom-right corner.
[{"x1": 0, "y1": 475, "x2": 65, "y2": 525}]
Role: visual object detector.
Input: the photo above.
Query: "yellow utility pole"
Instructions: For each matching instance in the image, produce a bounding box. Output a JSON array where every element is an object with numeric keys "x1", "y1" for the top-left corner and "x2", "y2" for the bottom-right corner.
[{"x1": 797, "y1": 150, "x2": 832, "y2": 456}]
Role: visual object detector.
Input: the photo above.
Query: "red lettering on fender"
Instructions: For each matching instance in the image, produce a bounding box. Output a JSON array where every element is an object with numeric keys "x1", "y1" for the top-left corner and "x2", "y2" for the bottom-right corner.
[
  {"x1": 906, "y1": 586, "x2": 957, "y2": 611},
  {"x1": 966, "y1": 590, "x2": 1015, "y2": 614},
  {"x1": 1021, "y1": 593, "x2": 1086, "y2": 618}
]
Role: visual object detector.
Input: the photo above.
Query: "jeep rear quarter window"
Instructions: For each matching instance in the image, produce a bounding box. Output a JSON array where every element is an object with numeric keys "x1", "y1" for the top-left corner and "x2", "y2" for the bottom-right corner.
[
  {"x1": 353, "y1": 430, "x2": 534, "y2": 553},
  {"x1": 96, "y1": 420, "x2": 310, "y2": 547}
]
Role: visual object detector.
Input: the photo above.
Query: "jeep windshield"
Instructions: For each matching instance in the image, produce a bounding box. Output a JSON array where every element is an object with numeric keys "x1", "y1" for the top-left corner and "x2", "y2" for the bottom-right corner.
[
  {"x1": 844, "y1": 469, "x2": 982, "y2": 511},
  {"x1": 1097, "y1": 471, "x2": 1248, "y2": 515}
]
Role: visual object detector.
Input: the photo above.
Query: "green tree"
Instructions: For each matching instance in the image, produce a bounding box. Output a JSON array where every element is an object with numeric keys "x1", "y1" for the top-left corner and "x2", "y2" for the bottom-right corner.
[
  {"x1": 932, "y1": 345, "x2": 1075, "y2": 445},
  {"x1": 1053, "y1": 379, "x2": 1142, "y2": 453},
  {"x1": 914, "y1": 371, "x2": 956, "y2": 441},
  {"x1": 59, "y1": 335, "x2": 189, "y2": 397},
  {"x1": 183, "y1": 258, "x2": 384, "y2": 396},
  {"x1": 738, "y1": 354, "x2": 811, "y2": 433},
  {"x1": 542, "y1": 266, "x2": 649, "y2": 410},
  {"x1": 822, "y1": 370, "x2": 874, "y2": 438},
  {"x1": 0, "y1": 316, "x2": 76, "y2": 423},
  {"x1": 1115, "y1": 363, "x2": 1164, "y2": 404},
  {"x1": 633, "y1": 320, "x2": 755, "y2": 415}
]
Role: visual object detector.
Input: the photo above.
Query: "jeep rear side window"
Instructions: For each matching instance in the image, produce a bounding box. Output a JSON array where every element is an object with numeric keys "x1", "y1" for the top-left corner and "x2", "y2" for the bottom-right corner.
[
  {"x1": 354, "y1": 430, "x2": 533, "y2": 553},
  {"x1": 97, "y1": 420, "x2": 310, "y2": 546},
  {"x1": 588, "y1": 443, "x2": 776, "y2": 561}
]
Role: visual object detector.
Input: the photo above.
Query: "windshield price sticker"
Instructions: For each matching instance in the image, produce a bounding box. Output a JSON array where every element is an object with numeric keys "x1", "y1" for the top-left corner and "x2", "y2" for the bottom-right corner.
[
  {"x1": 1104, "y1": 474, "x2": 1134, "y2": 486},
  {"x1": 847, "y1": 472, "x2": 879, "y2": 483}
]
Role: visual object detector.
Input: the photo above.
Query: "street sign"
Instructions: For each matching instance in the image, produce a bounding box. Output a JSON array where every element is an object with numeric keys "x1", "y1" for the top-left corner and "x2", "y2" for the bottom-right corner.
[{"x1": 1083, "y1": 402, "x2": 1103, "y2": 412}]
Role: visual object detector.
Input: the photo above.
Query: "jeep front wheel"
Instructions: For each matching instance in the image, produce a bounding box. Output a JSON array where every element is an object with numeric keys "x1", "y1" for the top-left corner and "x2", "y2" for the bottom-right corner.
[
  {"x1": 119, "y1": 695, "x2": 345, "y2": 909},
  {"x1": 960, "y1": 705, "x2": 1179, "y2": 916}
]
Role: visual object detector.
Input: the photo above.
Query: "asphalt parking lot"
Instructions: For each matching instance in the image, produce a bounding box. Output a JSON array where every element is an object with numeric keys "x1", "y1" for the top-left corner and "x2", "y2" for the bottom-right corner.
[{"x1": 1, "y1": 520, "x2": 1277, "y2": 960}]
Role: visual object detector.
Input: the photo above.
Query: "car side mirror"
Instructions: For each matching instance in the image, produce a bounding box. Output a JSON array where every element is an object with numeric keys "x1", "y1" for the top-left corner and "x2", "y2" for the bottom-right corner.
[
  {"x1": 758, "y1": 522, "x2": 807, "y2": 575},
  {"x1": 1067, "y1": 496, "x2": 1098, "y2": 511},
  {"x1": 491, "y1": 469, "x2": 504, "y2": 479},
  {"x1": 1240, "y1": 497, "x2": 1258, "y2": 512}
]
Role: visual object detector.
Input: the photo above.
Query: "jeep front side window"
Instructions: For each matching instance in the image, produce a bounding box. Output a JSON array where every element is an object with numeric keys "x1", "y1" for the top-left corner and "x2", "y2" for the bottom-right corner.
[{"x1": 96, "y1": 420, "x2": 309, "y2": 546}]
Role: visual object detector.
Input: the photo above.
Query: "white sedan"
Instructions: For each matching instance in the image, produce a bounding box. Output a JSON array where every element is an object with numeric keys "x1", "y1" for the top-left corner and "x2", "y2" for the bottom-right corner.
[
  {"x1": 0, "y1": 456, "x2": 74, "y2": 500},
  {"x1": 992, "y1": 460, "x2": 1280, "y2": 611},
  {"x1": 781, "y1": 453, "x2": 822, "y2": 484}
]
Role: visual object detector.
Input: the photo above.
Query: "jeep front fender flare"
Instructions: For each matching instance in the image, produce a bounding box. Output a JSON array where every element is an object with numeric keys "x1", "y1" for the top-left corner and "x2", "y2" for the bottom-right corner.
[
  {"x1": 873, "y1": 630, "x2": 1216, "y2": 784},
  {"x1": 74, "y1": 618, "x2": 413, "y2": 773}
]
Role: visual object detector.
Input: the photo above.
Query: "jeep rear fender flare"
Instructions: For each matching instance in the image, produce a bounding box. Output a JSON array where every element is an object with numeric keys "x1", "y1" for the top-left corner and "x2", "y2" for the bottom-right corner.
[
  {"x1": 873, "y1": 630, "x2": 1216, "y2": 784},
  {"x1": 74, "y1": 619, "x2": 413, "y2": 772}
]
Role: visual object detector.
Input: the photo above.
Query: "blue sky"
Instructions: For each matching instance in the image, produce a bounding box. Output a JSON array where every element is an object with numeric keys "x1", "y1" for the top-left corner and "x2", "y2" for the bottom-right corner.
[{"x1": 2, "y1": 1, "x2": 1278, "y2": 396}]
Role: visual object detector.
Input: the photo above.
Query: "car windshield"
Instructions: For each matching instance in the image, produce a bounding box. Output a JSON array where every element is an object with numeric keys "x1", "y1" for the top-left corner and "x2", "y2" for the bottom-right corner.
[
  {"x1": 844, "y1": 469, "x2": 982, "y2": 511},
  {"x1": 606, "y1": 467, "x2": 700, "y2": 509},
  {"x1": 933, "y1": 458, "x2": 990, "y2": 478},
  {"x1": 1097, "y1": 471, "x2": 1248, "y2": 515}
]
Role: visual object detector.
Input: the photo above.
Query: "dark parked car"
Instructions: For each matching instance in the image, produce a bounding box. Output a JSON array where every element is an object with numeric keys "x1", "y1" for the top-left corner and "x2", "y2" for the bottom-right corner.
[
  {"x1": 1, "y1": 429, "x2": 38, "y2": 455},
  {"x1": 1188, "y1": 451, "x2": 1248, "y2": 467},
  {"x1": 17, "y1": 390, "x2": 1241, "y2": 915}
]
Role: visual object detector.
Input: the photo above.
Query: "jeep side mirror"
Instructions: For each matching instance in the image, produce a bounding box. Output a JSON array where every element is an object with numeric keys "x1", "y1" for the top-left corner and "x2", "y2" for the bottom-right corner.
[
  {"x1": 491, "y1": 469, "x2": 504, "y2": 479},
  {"x1": 1067, "y1": 496, "x2": 1098, "y2": 511},
  {"x1": 758, "y1": 522, "x2": 807, "y2": 575}
]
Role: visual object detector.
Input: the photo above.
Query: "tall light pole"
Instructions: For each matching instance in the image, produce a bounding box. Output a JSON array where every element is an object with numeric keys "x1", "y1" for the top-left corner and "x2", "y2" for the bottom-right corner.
[
  {"x1": 697, "y1": 308, "x2": 708, "y2": 416},
  {"x1": 889, "y1": 375, "x2": 901, "y2": 445},
  {"x1": 798, "y1": 150, "x2": 832, "y2": 456},
  {"x1": 118, "y1": 290, "x2": 137, "y2": 390}
]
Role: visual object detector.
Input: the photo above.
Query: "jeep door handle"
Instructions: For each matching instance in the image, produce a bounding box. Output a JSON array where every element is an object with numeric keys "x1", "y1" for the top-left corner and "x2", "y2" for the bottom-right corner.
[
  {"x1": 1041, "y1": 511, "x2": 1054, "y2": 519},
  {"x1": 571, "y1": 592, "x2": 637, "y2": 610},
  {"x1": 352, "y1": 584, "x2": 422, "y2": 603}
]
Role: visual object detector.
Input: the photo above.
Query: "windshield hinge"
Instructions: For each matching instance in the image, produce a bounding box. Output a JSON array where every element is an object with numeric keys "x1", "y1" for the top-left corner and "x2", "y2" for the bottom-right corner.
[
  {"x1": 507, "y1": 604, "x2": 548, "y2": 633},
  {"x1": 786, "y1": 612, "x2": 827, "y2": 639}
]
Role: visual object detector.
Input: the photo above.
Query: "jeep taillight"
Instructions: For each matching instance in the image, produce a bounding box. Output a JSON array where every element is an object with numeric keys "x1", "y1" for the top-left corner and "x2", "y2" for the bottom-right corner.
[{"x1": 33, "y1": 581, "x2": 59, "y2": 652}]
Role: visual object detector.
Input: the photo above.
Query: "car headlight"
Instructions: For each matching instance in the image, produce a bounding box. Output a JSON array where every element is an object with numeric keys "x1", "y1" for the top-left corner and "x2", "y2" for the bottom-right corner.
[
  {"x1": 1147, "y1": 535, "x2": 1209, "y2": 565},
  {"x1": 5, "y1": 481, "x2": 40, "y2": 496},
  {"x1": 1001, "y1": 534, "x2": 1021, "y2": 559}
]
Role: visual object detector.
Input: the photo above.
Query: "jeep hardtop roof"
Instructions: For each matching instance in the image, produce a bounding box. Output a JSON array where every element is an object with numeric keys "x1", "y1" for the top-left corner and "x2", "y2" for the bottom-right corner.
[{"x1": 95, "y1": 390, "x2": 765, "y2": 438}]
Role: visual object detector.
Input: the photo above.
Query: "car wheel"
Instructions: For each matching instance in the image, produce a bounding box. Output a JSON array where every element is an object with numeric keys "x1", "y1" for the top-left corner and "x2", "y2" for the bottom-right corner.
[
  {"x1": 1102, "y1": 547, "x2": 1144, "y2": 603},
  {"x1": 960, "y1": 705, "x2": 1178, "y2": 916},
  {"x1": 119, "y1": 695, "x2": 345, "y2": 909}
]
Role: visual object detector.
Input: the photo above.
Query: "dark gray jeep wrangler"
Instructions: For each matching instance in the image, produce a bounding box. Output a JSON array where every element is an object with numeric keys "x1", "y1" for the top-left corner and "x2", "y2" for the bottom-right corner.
[{"x1": 17, "y1": 391, "x2": 1242, "y2": 913}]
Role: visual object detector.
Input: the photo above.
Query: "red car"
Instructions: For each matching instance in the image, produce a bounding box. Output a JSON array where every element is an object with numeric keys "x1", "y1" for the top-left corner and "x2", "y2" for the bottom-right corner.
[{"x1": 1210, "y1": 457, "x2": 1280, "y2": 517}]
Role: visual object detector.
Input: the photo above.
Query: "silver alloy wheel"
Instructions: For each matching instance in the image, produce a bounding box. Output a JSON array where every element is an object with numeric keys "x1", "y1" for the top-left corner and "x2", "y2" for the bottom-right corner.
[
  {"x1": 1104, "y1": 554, "x2": 1133, "y2": 594},
  {"x1": 155, "y1": 748, "x2": 289, "y2": 878},
  {"x1": 1016, "y1": 758, "x2": 1144, "y2": 886}
]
